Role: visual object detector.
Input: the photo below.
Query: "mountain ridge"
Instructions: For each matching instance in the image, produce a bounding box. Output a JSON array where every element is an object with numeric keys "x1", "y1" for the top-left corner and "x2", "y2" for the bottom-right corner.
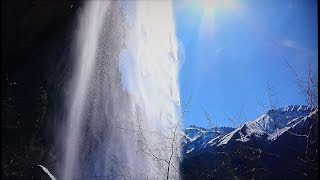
[{"x1": 182, "y1": 105, "x2": 318, "y2": 179}]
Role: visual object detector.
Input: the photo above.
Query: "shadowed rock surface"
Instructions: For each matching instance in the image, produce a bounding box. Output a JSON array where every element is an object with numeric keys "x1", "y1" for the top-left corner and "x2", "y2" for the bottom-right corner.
[{"x1": 2, "y1": 1, "x2": 81, "y2": 178}]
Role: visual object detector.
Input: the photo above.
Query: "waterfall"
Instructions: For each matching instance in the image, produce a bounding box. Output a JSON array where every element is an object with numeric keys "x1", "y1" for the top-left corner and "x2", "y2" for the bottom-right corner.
[{"x1": 60, "y1": 1, "x2": 180, "y2": 179}]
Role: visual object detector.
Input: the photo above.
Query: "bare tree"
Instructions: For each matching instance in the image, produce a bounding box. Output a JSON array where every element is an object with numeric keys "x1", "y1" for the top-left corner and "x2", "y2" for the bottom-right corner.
[
  {"x1": 116, "y1": 96, "x2": 192, "y2": 180},
  {"x1": 138, "y1": 96, "x2": 192, "y2": 180},
  {"x1": 285, "y1": 60, "x2": 318, "y2": 178},
  {"x1": 224, "y1": 105, "x2": 246, "y2": 128},
  {"x1": 256, "y1": 59, "x2": 319, "y2": 179},
  {"x1": 201, "y1": 106, "x2": 216, "y2": 130},
  {"x1": 285, "y1": 60, "x2": 318, "y2": 108}
]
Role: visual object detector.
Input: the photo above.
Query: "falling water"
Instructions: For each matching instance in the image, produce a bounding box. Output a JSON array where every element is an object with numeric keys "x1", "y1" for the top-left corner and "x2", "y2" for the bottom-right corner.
[{"x1": 60, "y1": 1, "x2": 180, "y2": 180}]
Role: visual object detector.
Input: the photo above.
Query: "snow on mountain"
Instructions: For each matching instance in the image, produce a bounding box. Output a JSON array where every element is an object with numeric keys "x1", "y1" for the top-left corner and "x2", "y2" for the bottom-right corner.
[
  {"x1": 182, "y1": 125, "x2": 234, "y2": 154},
  {"x1": 182, "y1": 105, "x2": 318, "y2": 179},
  {"x1": 183, "y1": 105, "x2": 317, "y2": 153},
  {"x1": 216, "y1": 105, "x2": 316, "y2": 146}
]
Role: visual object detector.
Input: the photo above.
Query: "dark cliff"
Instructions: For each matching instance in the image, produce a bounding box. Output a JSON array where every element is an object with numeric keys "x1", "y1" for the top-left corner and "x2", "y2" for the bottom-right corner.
[{"x1": 2, "y1": 1, "x2": 82, "y2": 178}]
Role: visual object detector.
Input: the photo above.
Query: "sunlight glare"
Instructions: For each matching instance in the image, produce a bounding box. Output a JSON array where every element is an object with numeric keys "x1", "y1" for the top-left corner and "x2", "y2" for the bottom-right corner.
[{"x1": 197, "y1": 0, "x2": 243, "y2": 39}]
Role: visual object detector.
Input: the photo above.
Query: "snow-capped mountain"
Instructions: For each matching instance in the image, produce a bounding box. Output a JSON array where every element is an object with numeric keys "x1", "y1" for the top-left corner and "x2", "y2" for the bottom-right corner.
[
  {"x1": 217, "y1": 105, "x2": 317, "y2": 146},
  {"x1": 182, "y1": 125, "x2": 234, "y2": 154},
  {"x1": 183, "y1": 105, "x2": 317, "y2": 153},
  {"x1": 182, "y1": 105, "x2": 318, "y2": 180}
]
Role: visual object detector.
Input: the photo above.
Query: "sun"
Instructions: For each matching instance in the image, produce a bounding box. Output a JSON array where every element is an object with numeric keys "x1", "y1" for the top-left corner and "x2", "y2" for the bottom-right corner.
[
  {"x1": 181, "y1": 0, "x2": 244, "y2": 38},
  {"x1": 200, "y1": 0, "x2": 219, "y2": 12},
  {"x1": 200, "y1": 0, "x2": 240, "y2": 15}
]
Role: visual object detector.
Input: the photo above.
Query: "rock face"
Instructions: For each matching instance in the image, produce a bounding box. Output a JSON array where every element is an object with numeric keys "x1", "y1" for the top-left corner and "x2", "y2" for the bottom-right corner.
[
  {"x1": 2, "y1": 1, "x2": 81, "y2": 179},
  {"x1": 182, "y1": 106, "x2": 318, "y2": 180}
]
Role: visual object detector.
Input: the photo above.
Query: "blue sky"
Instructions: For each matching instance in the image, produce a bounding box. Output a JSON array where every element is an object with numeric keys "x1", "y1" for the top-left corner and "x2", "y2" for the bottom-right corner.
[{"x1": 173, "y1": 0, "x2": 318, "y2": 128}]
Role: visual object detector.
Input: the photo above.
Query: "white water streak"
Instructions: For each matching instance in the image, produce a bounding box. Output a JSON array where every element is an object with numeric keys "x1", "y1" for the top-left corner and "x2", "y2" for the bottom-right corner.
[
  {"x1": 61, "y1": 1, "x2": 181, "y2": 179},
  {"x1": 61, "y1": 2, "x2": 109, "y2": 180}
]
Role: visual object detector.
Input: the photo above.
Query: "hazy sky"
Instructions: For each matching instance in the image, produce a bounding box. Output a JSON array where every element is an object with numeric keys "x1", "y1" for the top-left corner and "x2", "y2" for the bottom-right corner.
[{"x1": 173, "y1": 0, "x2": 318, "y2": 128}]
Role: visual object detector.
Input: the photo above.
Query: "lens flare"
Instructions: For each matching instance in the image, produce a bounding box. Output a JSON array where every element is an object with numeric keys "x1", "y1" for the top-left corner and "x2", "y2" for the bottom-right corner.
[{"x1": 181, "y1": 0, "x2": 244, "y2": 39}]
